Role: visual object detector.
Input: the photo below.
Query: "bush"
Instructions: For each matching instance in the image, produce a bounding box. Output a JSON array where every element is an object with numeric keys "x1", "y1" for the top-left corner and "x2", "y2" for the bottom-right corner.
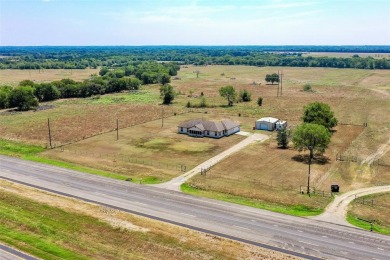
[
  {"x1": 9, "y1": 86, "x2": 39, "y2": 111},
  {"x1": 239, "y1": 89, "x2": 252, "y2": 102},
  {"x1": 303, "y1": 84, "x2": 313, "y2": 92},
  {"x1": 186, "y1": 101, "x2": 192, "y2": 108},
  {"x1": 199, "y1": 97, "x2": 207, "y2": 108},
  {"x1": 257, "y1": 97, "x2": 263, "y2": 106}
]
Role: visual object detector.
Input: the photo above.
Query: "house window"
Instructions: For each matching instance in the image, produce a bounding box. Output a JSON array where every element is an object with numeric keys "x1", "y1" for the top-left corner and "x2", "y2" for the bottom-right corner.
[
  {"x1": 181, "y1": 127, "x2": 183, "y2": 132},
  {"x1": 215, "y1": 132, "x2": 217, "y2": 136},
  {"x1": 207, "y1": 131, "x2": 209, "y2": 135}
]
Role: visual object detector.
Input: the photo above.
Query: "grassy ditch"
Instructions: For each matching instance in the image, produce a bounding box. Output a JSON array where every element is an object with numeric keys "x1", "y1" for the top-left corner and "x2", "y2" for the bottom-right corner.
[
  {"x1": 0, "y1": 188, "x2": 274, "y2": 259},
  {"x1": 181, "y1": 183, "x2": 327, "y2": 216},
  {"x1": 0, "y1": 139, "x2": 128, "y2": 181},
  {"x1": 347, "y1": 192, "x2": 390, "y2": 235}
]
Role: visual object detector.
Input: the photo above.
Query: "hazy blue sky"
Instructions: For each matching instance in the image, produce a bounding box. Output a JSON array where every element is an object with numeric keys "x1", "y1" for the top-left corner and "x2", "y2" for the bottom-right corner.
[{"x1": 1, "y1": 0, "x2": 389, "y2": 46}]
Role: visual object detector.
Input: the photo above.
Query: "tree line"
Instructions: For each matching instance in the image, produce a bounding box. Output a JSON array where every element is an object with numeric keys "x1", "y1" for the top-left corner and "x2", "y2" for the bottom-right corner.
[
  {"x1": 1, "y1": 46, "x2": 389, "y2": 70},
  {"x1": 0, "y1": 61, "x2": 180, "y2": 111}
]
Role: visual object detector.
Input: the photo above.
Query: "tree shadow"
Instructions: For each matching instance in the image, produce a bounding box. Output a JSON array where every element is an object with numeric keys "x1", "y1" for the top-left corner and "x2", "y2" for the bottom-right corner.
[{"x1": 291, "y1": 154, "x2": 330, "y2": 165}]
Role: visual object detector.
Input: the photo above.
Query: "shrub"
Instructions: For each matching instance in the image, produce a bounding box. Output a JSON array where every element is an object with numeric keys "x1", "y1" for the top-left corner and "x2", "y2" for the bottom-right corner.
[
  {"x1": 303, "y1": 84, "x2": 312, "y2": 92},
  {"x1": 239, "y1": 89, "x2": 252, "y2": 102},
  {"x1": 257, "y1": 97, "x2": 263, "y2": 106}
]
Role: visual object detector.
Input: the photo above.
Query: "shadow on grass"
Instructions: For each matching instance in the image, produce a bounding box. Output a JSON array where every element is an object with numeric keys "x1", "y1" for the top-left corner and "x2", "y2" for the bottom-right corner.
[{"x1": 291, "y1": 154, "x2": 330, "y2": 165}]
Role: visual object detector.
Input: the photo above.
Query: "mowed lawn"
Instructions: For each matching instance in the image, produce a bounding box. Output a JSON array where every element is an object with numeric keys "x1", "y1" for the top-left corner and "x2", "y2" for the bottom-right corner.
[
  {"x1": 42, "y1": 113, "x2": 245, "y2": 182},
  {"x1": 186, "y1": 124, "x2": 364, "y2": 214},
  {"x1": 0, "y1": 180, "x2": 292, "y2": 260}
]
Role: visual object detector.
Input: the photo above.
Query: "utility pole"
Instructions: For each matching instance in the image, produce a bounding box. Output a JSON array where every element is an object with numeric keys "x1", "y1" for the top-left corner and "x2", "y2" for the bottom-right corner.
[
  {"x1": 47, "y1": 118, "x2": 52, "y2": 148},
  {"x1": 307, "y1": 147, "x2": 312, "y2": 196},
  {"x1": 161, "y1": 107, "x2": 164, "y2": 127},
  {"x1": 280, "y1": 70, "x2": 283, "y2": 96},
  {"x1": 277, "y1": 70, "x2": 280, "y2": 97},
  {"x1": 116, "y1": 119, "x2": 119, "y2": 140}
]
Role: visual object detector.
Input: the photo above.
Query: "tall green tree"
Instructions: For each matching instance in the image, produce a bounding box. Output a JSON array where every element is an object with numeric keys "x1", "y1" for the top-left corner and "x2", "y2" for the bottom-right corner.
[
  {"x1": 9, "y1": 86, "x2": 39, "y2": 111},
  {"x1": 160, "y1": 84, "x2": 175, "y2": 105},
  {"x1": 219, "y1": 85, "x2": 237, "y2": 106},
  {"x1": 0, "y1": 86, "x2": 12, "y2": 109},
  {"x1": 277, "y1": 128, "x2": 290, "y2": 149},
  {"x1": 302, "y1": 102, "x2": 338, "y2": 130},
  {"x1": 292, "y1": 123, "x2": 331, "y2": 158},
  {"x1": 265, "y1": 73, "x2": 279, "y2": 85},
  {"x1": 34, "y1": 83, "x2": 60, "y2": 101}
]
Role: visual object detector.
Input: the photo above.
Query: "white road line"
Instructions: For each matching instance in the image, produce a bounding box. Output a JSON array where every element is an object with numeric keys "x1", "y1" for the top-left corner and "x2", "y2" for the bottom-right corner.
[
  {"x1": 349, "y1": 241, "x2": 354, "y2": 244},
  {"x1": 298, "y1": 241, "x2": 319, "y2": 247},
  {"x1": 233, "y1": 225, "x2": 250, "y2": 230},
  {"x1": 297, "y1": 230, "x2": 303, "y2": 233},
  {"x1": 179, "y1": 213, "x2": 196, "y2": 218},
  {"x1": 133, "y1": 202, "x2": 147, "y2": 206},
  {"x1": 377, "y1": 248, "x2": 384, "y2": 251},
  {"x1": 321, "y1": 235, "x2": 328, "y2": 238},
  {"x1": 251, "y1": 219, "x2": 256, "y2": 222}
]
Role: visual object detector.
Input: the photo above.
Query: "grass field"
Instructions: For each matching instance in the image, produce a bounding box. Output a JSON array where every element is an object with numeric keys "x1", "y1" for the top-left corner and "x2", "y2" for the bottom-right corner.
[
  {"x1": 42, "y1": 113, "x2": 245, "y2": 182},
  {"x1": 347, "y1": 192, "x2": 390, "y2": 235},
  {"x1": 1, "y1": 66, "x2": 389, "y2": 213},
  {"x1": 0, "y1": 68, "x2": 99, "y2": 86},
  {"x1": 184, "y1": 124, "x2": 363, "y2": 215},
  {"x1": 0, "y1": 180, "x2": 297, "y2": 260}
]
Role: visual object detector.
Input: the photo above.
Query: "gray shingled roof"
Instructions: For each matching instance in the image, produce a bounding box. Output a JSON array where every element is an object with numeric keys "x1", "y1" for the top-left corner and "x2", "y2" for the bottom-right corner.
[
  {"x1": 221, "y1": 120, "x2": 240, "y2": 130},
  {"x1": 178, "y1": 119, "x2": 239, "y2": 132}
]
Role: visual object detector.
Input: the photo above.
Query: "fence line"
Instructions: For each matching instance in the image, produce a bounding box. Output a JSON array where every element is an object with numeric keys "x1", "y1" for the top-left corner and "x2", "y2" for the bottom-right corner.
[
  {"x1": 48, "y1": 109, "x2": 189, "y2": 149},
  {"x1": 56, "y1": 147, "x2": 191, "y2": 171}
]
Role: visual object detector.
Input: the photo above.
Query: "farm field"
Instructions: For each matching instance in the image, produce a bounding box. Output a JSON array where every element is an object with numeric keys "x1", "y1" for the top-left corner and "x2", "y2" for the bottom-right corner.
[
  {"x1": 42, "y1": 113, "x2": 246, "y2": 182},
  {"x1": 0, "y1": 180, "x2": 294, "y2": 260},
  {"x1": 347, "y1": 192, "x2": 390, "y2": 235},
  {"x1": 0, "y1": 68, "x2": 99, "y2": 87}
]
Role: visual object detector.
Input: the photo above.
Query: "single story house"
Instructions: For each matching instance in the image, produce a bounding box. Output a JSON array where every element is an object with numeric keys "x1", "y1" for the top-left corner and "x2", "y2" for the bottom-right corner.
[
  {"x1": 256, "y1": 117, "x2": 287, "y2": 131},
  {"x1": 178, "y1": 119, "x2": 240, "y2": 138}
]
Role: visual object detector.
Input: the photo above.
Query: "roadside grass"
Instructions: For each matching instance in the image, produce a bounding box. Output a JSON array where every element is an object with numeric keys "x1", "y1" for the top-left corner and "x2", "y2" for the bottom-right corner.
[
  {"x1": 347, "y1": 192, "x2": 390, "y2": 235},
  {"x1": 181, "y1": 183, "x2": 326, "y2": 216},
  {"x1": 0, "y1": 181, "x2": 293, "y2": 260},
  {"x1": 0, "y1": 139, "x2": 128, "y2": 181}
]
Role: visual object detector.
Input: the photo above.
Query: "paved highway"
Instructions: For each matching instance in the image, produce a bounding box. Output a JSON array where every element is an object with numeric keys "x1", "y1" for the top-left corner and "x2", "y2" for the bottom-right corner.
[
  {"x1": 1, "y1": 155, "x2": 389, "y2": 260},
  {"x1": 0, "y1": 244, "x2": 38, "y2": 260}
]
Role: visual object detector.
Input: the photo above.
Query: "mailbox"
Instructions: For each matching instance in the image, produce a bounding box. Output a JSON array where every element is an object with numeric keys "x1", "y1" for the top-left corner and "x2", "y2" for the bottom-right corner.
[{"x1": 331, "y1": 185, "x2": 339, "y2": 192}]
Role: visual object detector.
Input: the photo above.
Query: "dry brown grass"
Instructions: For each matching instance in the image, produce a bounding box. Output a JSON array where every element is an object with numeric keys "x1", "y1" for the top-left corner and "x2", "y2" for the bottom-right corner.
[
  {"x1": 0, "y1": 179, "x2": 298, "y2": 260},
  {"x1": 187, "y1": 124, "x2": 364, "y2": 209},
  {"x1": 348, "y1": 192, "x2": 390, "y2": 234},
  {"x1": 42, "y1": 113, "x2": 245, "y2": 181},
  {"x1": 0, "y1": 69, "x2": 99, "y2": 86}
]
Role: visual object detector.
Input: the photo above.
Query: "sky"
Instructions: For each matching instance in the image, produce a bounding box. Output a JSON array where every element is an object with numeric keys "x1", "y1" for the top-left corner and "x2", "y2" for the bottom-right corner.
[{"x1": 0, "y1": 0, "x2": 389, "y2": 46}]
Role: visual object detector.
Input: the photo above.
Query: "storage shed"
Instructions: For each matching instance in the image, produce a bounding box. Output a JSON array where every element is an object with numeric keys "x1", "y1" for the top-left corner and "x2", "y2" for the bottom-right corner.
[
  {"x1": 255, "y1": 117, "x2": 279, "y2": 131},
  {"x1": 276, "y1": 120, "x2": 287, "y2": 131}
]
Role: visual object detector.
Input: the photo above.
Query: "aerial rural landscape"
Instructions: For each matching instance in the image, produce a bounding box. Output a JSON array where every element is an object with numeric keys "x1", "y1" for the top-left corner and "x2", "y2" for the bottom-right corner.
[{"x1": 0, "y1": 0, "x2": 389, "y2": 259}]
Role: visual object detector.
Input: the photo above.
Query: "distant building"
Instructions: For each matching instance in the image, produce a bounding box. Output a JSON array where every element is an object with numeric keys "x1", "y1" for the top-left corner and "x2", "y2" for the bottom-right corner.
[
  {"x1": 256, "y1": 117, "x2": 287, "y2": 131},
  {"x1": 178, "y1": 119, "x2": 240, "y2": 138}
]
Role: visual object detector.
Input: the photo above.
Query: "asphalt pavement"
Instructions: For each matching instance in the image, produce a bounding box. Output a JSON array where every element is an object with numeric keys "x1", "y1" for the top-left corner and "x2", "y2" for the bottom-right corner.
[{"x1": 1, "y1": 155, "x2": 390, "y2": 259}]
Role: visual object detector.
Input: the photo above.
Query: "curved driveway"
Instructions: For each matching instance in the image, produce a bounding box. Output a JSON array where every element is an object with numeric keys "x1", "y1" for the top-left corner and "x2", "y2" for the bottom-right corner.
[{"x1": 313, "y1": 185, "x2": 390, "y2": 225}]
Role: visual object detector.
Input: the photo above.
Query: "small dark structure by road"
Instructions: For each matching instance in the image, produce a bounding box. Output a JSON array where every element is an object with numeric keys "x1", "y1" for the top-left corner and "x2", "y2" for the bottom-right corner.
[{"x1": 331, "y1": 184, "x2": 340, "y2": 192}]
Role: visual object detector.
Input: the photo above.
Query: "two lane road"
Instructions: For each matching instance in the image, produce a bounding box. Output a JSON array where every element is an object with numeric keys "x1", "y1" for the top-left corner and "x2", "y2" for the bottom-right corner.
[{"x1": 1, "y1": 155, "x2": 389, "y2": 259}]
